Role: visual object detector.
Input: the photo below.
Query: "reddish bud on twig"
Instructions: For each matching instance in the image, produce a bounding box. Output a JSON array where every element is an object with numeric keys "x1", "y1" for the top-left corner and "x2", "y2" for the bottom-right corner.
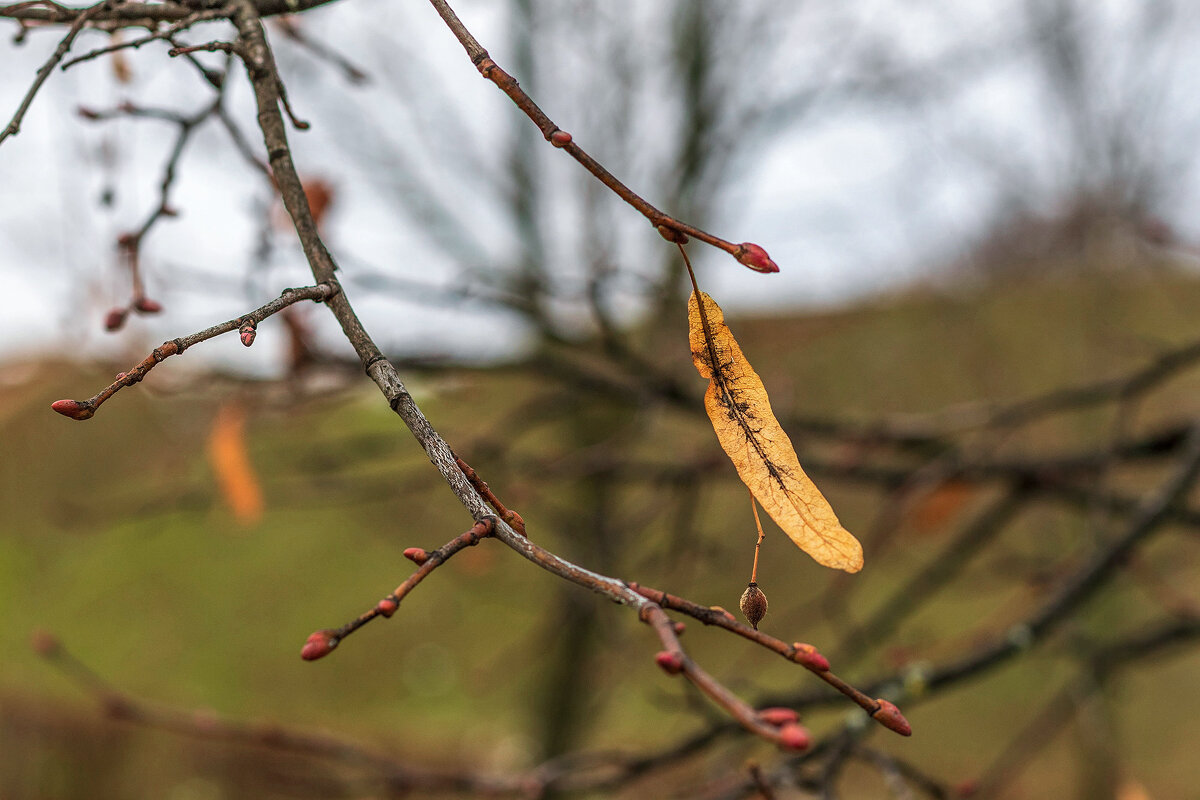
[
  {"x1": 791, "y1": 643, "x2": 830, "y2": 672},
  {"x1": 301, "y1": 629, "x2": 337, "y2": 661},
  {"x1": 76, "y1": 105, "x2": 101, "y2": 120},
  {"x1": 376, "y1": 597, "x2": 398, "y2": 617},
  {"x1": 757, "y1": 707, "x2": 799, "y2": 727},
  {"x1": 954, "y1": 780, "x2": 979, "y2": 798},
  {"x1": 104, "y1": 307, "x2": 128, "y2": 331},
  {"x1": 777, "y1": 723, "x2": 811, "y2": 751},
  {"x1": 735, "y1": 242, "x2": 779, "y2": 273},
  {"x1": 133, "y1": 297, "x2": 163, "y2": 314},
  {"x1": 116, "y1": 231, "x2": 139, "y2": 250},
  {"x1": 871, "y1": 698, "x2": 912, "y2": 736},
  {"x1": 672, "y1": 621, "x2": 687, "y2": 636},
  {"x1": 403, "y1": 547, "x2": 429, "y2": 565},
  {"x1": 192, "y1": 708, "x2": 220, "y2": 733},
  {"x1": 239, "y1": 322, "x2": 257, "y2": 347},
  {"x1": 549, "y1": 129, "x2": 572, "y2": 147},
  {"x1": 656, "y1": 224, "x2": 688, "y2": 244},
  {"x1": 159, "y1": 205, "x2": 179, "y2": 217},
  {"x1": 51, "y1": 399, "x2": 94, "y2": 420},
  {"x1": 654, "y1": 650, "x2": 684, "y2": 675},
  {"x1": 709, "y1": 605, "x2": 737, "y2": 624},
  {"x1": 30, "y1": 629, "x2": 60, "y2": 657},
  {"x1": 103, "y1": 694, "x2": 134, "y2": 720}
]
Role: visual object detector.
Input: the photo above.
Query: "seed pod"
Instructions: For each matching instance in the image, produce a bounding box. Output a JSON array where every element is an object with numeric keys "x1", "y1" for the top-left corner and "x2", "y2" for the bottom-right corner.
[{"x1": 740, "y1": 582, "x2": 768, "y2": 630}]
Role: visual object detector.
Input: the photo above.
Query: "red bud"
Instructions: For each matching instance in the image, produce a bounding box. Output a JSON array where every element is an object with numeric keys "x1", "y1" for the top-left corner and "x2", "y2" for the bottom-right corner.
[
  {"x1": 133, "y1": 297, "x2": 163, "y2": 314},
  {"x1": 758, "y1": 707, "x2": 799, "y2": 727},
  {"x1": 103, "y1": 694, "x2": 134, "y2": 720},
  {"x1": 778, "y1": 723, "x2": 811, "y2": 751},
  {"x1": 955, "y1": 780, "x2": 979, "y2": 798},
  {"x1": 30, "y1": 629, "x2": 60, "y2": 657},
  {"x1": 791, "y1": 643, "x2": 830, "y2": 672},
  {"x1": 240, "y1": 325, "x2": 257, "y2": 347},
  {"x1": 376, "y1": 597, "x2": 398, "y2": 617},
  {"x1": 549, "y1": 130, "x2": 572, "y2": 147},
  {"x1": 51, "y1": 399, "x2": 94, "y2": 420},
  {"x1": 871, "y1": 699, "x2": 912, "y2": 736},
  {"x1": 191, "y1": 708, "x2": 220, "y2": 733},
  {"x1": 735, "y1": 242, "x2": 779, "y2": 273},
  {"x1": 654, "y1": 650, "x2": 684, "y2": 675},
  {"x1": 403, "y1": 547, "x2": 429, "y2": 566},
  {"x1": 708, "y1": 605, "x2": 737, "y2": 623},
  {"x1": 672, "y1": 621, "x2": 687, "y2": 636},
  {"x1": 104, "y1": 308, "x2": 128, "y2": 331},
  {"x1": 656, "y1": 224, "x2": 688, "y2": 244},
  {"x1": 77, "y1": 106, "x2": 101, "y2": 120},
  {"x1": 301, "y1": 629, "x2": 337, "y2": 661}
]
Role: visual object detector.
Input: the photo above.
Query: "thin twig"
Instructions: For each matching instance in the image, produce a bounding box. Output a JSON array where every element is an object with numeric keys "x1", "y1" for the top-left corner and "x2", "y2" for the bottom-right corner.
[
  {"x1": 1, "y1": 0, "x2": 110, "y2": 146},
  {"x1": 423, "y1": 0, "x2": 779, "y2": 272},
  {"x1": 50, "y1": 284, "x2": 337, "y2": 420}
]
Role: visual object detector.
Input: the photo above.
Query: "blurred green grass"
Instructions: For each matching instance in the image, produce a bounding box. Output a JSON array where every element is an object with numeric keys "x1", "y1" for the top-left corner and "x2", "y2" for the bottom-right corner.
[{"x1": 3, "y1": 269, "x2": 1200, "y2": 797}]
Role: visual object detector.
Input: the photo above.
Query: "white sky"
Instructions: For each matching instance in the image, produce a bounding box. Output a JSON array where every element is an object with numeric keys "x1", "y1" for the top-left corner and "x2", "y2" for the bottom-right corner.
[{"x1": 3, "y1": 1, "x2": 1200, "y2": 373}]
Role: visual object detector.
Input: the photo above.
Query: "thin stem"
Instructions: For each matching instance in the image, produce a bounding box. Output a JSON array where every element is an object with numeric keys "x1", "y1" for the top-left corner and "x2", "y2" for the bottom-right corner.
[{"x1": 750, "y1": 488, "x2": 765, "y2": 584}]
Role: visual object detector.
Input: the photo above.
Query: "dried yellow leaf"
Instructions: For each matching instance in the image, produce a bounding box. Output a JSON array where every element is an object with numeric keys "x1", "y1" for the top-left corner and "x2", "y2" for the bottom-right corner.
[{"x1": 689, "y1": 291, "x2": 863, "y2": 572}]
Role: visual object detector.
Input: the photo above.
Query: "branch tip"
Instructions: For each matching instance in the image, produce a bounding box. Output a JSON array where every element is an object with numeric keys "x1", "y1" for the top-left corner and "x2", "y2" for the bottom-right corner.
[
  {"x1": 133, "y1": 297, "x2": 163, "y2": 314},
  {"x1": 300, "y1": 629, "x2": 337, "y2": 661},
  {"x1": 104, "y1": 308, "x2": 128, "y2": 332},
  {"x1": 871, "y1": 698, "x2": 912, "y2": 736},
  {"x1": 51, "y1": 398, "x2": 94, "y2": 420},
  {"x1": 735, "y1": 242, "x2": 779, "y2": 273}
]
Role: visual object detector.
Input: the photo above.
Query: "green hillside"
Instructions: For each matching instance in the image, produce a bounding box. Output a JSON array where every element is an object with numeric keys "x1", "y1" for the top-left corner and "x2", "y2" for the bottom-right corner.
[{"x1": 3, "y1": 268, "x2": 1200, "y2": 798}]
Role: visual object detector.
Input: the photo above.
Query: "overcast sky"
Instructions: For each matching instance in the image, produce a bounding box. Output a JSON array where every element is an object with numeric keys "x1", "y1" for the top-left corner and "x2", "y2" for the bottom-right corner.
[{"x1": 3, "y1": 1, "x2": 1200, "y2": 374}]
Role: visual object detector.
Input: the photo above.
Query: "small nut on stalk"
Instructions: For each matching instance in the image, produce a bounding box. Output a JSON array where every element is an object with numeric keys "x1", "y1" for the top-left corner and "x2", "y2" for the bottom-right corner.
[{"x1": 739, "y1": 582, "x2": 768, "y2": 630}]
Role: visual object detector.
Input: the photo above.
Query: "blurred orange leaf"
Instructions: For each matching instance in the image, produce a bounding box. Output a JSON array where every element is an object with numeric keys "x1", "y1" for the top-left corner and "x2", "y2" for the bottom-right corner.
[
  {"x1": 207, "y1": 401, "x2": 264, "y2": 526},
  {"x1": 110, "y1": 33, "x2": 133, "y2": 84},
  {"x1": 689, "y1": 291, "x2": 862, "y2": 572},
  {"x1": 910, "y1": 479, "x2": 975, "y2": 532}
]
